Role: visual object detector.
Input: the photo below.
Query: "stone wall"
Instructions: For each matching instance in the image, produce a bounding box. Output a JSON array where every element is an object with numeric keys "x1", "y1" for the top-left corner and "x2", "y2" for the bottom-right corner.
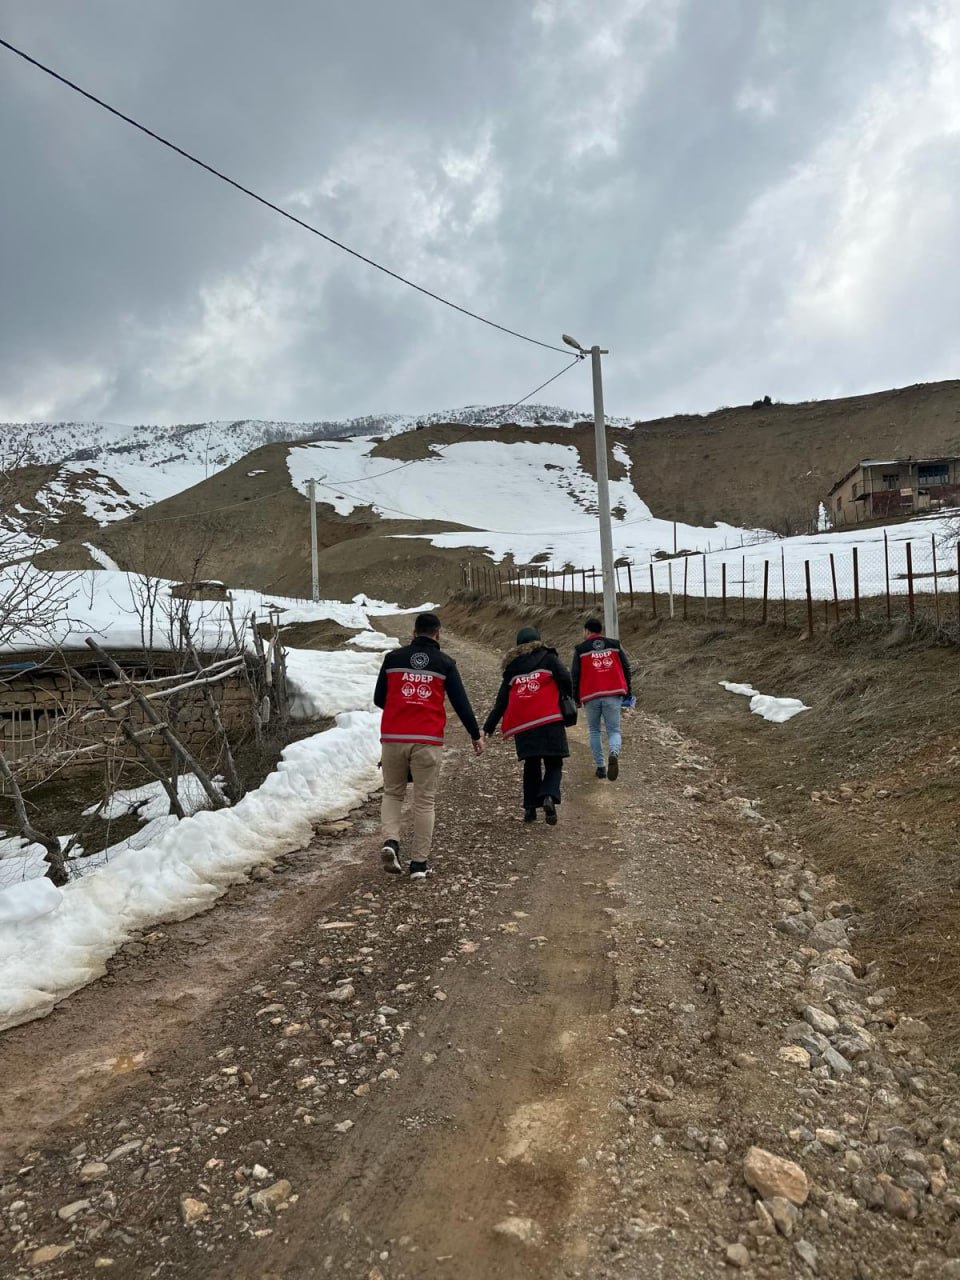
[{"x1": 0, "y1": 661, "x2": 256, "y2": 782}]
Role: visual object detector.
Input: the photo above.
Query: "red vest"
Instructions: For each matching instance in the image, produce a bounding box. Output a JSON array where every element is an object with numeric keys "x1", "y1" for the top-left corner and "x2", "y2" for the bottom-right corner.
[
  {"x1": 380, "y1": 668, "x2": 447, "y2": 745},
  {"x1": 502, "y1": 668, "x2": 563, "y2": 738},
  {"x1": 578, "y1": 642, "x2": 628, "y2": 702}
]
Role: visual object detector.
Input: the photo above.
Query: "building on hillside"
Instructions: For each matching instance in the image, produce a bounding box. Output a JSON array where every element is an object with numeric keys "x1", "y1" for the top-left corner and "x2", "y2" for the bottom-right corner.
[{"x1": 827, "y1": 456, "x2": 960, "y2": 525}]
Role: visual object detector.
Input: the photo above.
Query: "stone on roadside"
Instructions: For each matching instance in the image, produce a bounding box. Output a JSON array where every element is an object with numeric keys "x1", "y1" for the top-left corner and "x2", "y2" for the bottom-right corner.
[
  {"x1": 743, "y1": 1147, "x2": 810, "y2": 1206},
  {"x1": 57, "y1": 1199, "x2": 91, "y2": 1221},
  {"x1": 725, "y1": 1242, "x2": 751, "y2": 1268},
  {"x1": 767, "y1": 1196, "x2": 801, "y2": 1237},
  {"x1": 803, "y1": 1006, "x2": 839, "y2": 1036},
  {"x1": 794, "y1": 1239, "x2": 818, "y2": 1270},
  {"x1": 815, "y1": 1128, "x2": 844, "y2": 1151},
  {"x1": 250, "y1": 1179, "x2": 292, "y2": 1213},
  {"x1": 179, "y1": 1196, "x2": 209, "y2": 1225},
  {"x1": 880, "y1": 1178, "x2": 918, "y2": 1221},
  {"x1": 822, "y1": 1045, "x2": 853, "y2": 1077},
  {"x1": 328, "y1": 984, "x2": 355, "y2": 1003},
  {"x1": 807, "y1": 918, "x2": 849, "y2": 953},
  {"x1": 79, "y1": 1161, "x2": 109, "y2": 1183},
  {"x1": 493, "y1": 1216, "x2": 544, "y2": 1247},
  {"x1": 30, "y1": 1244, "x2": 74, "y2": 1266},
  {"x1": 779, "y1": 1045, "x2": 812, "y2": 1068}
]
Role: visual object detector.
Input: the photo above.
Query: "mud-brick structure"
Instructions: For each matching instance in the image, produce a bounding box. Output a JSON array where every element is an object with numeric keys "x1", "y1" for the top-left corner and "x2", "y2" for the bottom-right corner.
[{"x1": 0, "y1": 646, "x2": 259, "y2": 780}]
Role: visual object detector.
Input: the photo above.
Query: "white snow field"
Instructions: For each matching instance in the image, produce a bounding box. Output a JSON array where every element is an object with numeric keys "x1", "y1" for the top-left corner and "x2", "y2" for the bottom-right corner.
[
  {"x1": 0, "y1": 564, "x2": 415, "y2": 654},
  {"x1": 647, "y1": 511, "x2": 959, "y2": 602},
  {"x1": 288, "y1": 438, "x2": 763, "y2": 565}
]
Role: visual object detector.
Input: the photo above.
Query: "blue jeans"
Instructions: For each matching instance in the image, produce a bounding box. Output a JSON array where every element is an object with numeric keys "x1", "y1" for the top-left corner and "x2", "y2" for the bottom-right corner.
[{"x1": 584, "y1": 697, "x2": 622, "y2": 768}]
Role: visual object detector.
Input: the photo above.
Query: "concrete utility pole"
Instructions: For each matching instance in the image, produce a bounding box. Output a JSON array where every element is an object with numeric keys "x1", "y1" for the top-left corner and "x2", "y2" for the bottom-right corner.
[
  {"x1": 563, "y1": 335, "x2": 618, "y2": 638},
  {"x1": 308, "y1": 478, "x2": 319, "y2": 602}
]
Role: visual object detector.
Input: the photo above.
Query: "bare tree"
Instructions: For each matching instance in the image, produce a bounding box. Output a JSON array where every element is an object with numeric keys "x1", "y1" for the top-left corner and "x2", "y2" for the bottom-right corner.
[{"x1": 0, "y1": 447, "x2": 78, "y2": 651}]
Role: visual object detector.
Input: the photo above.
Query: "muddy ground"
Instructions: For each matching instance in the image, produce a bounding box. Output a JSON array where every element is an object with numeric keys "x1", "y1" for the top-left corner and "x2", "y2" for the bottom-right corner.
[{"x1": 2, "y1": 629, "x2": 960, "y2": 1278}]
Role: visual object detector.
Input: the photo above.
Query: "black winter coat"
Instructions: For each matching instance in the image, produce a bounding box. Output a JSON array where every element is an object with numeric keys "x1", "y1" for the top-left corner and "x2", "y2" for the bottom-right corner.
[{"x1": 483, "y1": 642, "x2": 573, "y2": 760}]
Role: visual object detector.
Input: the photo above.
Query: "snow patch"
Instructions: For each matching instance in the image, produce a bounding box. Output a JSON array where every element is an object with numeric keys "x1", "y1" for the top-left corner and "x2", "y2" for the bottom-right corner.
[{"x1": 720, "y1": 681, "x2": 810, "y2": 723}]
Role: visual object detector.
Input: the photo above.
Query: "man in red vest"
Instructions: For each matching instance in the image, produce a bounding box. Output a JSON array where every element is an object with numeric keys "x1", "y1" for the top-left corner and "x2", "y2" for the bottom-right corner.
[
  {"x1": 374, "y1": 612, "x2": 483, "y2": 878},
  {"x1": 571, "y1": 617, "x2": 631, "y2": 780}
]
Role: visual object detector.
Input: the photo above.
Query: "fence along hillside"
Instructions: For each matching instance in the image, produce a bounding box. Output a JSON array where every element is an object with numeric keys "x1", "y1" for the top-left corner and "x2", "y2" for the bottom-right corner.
[{"x1": 462, "y1": 525, "x2": 960, "y2": 638}]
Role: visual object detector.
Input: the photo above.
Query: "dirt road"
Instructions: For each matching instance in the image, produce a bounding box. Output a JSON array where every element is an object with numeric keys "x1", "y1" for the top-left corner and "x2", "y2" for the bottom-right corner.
[{"x1": 2, "y1": 633, "x2": 960, "y2": 1279}]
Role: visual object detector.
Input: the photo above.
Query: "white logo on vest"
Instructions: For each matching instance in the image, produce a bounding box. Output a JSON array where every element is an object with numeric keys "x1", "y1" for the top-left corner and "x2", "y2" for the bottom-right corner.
[{"x1": 410, "y1": 651, "x2": 430, "y2": 668}]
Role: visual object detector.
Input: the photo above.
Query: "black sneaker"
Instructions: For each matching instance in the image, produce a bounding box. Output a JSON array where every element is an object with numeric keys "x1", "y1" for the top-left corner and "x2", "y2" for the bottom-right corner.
[
  {"x1": 409, "y1": 860, "x2": 433, "y2": 880},
  {"x1": 523, "y1": 807, "x2": 537, "y2": 823},
  {"x1": 595, "y1": 766, "x2": 607, "y2": 779},
  {"x1": 607, "y1": 754, "x2": 620, "y2": 782},
  {"x1": 542, "y1": 797, "x2": 558, "y2": 826},
  {"x1": 381, "y1": 840, "x2": 401, "y2": 874}
]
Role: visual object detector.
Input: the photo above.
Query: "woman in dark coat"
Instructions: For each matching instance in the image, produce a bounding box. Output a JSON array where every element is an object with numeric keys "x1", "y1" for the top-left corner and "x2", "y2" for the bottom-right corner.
[{"x1": 483, "y1": 626, "x2": 573, "y2": 824}]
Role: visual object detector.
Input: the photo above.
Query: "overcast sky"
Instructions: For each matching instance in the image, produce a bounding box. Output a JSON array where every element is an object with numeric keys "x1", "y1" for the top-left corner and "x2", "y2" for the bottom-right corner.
[{"x1": 0, "y1": 1, "x2": 957, "y2": 425}]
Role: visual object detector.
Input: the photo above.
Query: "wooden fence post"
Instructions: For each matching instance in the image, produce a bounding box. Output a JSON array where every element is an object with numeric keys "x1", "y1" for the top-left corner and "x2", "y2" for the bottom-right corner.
[
  {"x1": 932, "y1": 533, "x2": 941, "y2": 626},
  {"x1": 761, "y1": 560, "x2": 769, "y2": 625},
  {"x1": 906, "y1": 541, "x2": 915, "y2": 619},
  {"x1": 805, "y1": 561, "x2": 814, "y2": 637},
  {"x1": 741, "y1": 554, "x2": 746, "y2": 621},
  {"x1": 649, "y1": 564, "x2": 657, "y2": 618},
  {"x1": 581, "y1": 569, "x2": 587, "y2": 609},
  {"x1": 853, "y1": 547, "x2": 860, "y2": 622},
  {"x1": 721, "y1": 563, "x2": 727, "y2": 620},
  {"x1": 627, "y1": 562, "x2": 634, "y2": 608},
  {"x1": 781, "y1": 545, "x2": 787, "y2": 627},
  {"x1": 683, "y1": 555, "x2": 689, "y2": 621},
  {"x1": 829, "y1": 552, "x2": 840, "y2": 625},
  {"x1": 703, "y1": 552, "x2": 708, "y2": 621}
]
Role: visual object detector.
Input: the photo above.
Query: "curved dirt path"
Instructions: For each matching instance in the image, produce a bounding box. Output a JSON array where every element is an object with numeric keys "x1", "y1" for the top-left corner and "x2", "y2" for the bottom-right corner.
[{"x1": 2, "y1": 633, "x2": 959, "y2": 1279}]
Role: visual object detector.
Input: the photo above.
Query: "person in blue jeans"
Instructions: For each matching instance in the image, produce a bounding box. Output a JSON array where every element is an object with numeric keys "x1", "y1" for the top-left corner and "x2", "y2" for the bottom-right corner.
[{"x1": 571, "y1": 618, "x2": 632, "y2": 780}]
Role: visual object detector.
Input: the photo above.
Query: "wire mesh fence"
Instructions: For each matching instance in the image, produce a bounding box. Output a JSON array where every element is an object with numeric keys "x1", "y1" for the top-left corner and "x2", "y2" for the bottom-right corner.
[{"x1": 461, "y1": 530, "x2": 960, "y2": 638}]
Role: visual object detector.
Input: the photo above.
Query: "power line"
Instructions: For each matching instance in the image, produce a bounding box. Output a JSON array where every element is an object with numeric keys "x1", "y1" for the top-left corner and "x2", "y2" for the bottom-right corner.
[{"x1": 0, "y1": 36, "x2": 568, "y2": 356}]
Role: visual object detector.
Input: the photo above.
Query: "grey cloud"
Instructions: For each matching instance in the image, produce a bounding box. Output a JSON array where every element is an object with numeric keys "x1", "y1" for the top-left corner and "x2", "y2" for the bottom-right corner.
[{"x1": 0, "y1": 0, "x2": 957, "y2": 425}]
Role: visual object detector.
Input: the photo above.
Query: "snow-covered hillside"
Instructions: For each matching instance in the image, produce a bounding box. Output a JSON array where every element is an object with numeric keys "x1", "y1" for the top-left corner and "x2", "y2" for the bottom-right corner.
[
  {"x1": 0, "y1": 403, "x2": 621, "y2": 471},
  {"x1": 287, "y1": 437, "x2": 760, "y2": 565},
  {"x1": 1, "y1": 406, "x2": 626, "y2": 540}
]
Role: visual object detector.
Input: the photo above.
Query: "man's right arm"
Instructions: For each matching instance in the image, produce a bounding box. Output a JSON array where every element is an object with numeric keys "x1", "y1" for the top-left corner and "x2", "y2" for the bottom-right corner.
[
  {"x1": 445, "y1": 664, "x2": 481, "y2": 740},
  {"x1": 373, "y1": 657, "x2": 389, "y2": 709}
]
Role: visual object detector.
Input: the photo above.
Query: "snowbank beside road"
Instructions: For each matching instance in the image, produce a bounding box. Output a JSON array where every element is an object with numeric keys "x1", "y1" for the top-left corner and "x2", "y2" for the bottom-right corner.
[
  {"x1": 0, "y1": 709, "x2": 382, "y2": 1032},
  {"x1": 285, "y1": 646, "x2": 390, "y2": 719}
]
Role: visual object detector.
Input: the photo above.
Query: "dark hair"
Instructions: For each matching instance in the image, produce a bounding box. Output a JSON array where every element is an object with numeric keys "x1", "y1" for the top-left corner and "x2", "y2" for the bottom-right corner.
[
  {"x1": 414, "y1": 611, "x2": 441, "y2": 636},
  {"x1": 584, "y1": 617, "x2": 603, "y2": 634}
]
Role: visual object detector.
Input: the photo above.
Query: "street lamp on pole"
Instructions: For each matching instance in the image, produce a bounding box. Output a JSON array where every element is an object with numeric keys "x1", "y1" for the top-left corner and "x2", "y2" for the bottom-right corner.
[{"x1": 563, "y1": 334, "x2": 618, "y2": 638}]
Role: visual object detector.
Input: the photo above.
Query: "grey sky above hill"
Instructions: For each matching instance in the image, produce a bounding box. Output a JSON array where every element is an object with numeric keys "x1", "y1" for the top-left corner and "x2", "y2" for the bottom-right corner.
[{"x1": 0, "y1": 1, "x2": 957, "y2": 426}]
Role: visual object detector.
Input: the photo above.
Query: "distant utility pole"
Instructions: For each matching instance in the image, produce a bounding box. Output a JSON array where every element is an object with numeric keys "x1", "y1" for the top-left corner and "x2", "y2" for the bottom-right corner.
[
  {"x1": 562, "y1": 335, "x2": 618, "y2": 638},
  {"x1": 308, "y1": 479, "x2": 319, "y2": 602}
]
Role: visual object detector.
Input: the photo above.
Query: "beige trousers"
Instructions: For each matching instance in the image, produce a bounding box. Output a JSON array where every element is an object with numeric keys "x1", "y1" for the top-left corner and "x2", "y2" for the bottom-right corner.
[{"x1": 380, "y1": 742, "x2": 443, "y2": 860}]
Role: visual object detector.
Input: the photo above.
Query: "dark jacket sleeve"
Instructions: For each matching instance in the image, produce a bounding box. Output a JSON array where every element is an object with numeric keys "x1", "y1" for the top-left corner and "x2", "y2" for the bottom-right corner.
[
  {"x1": 445, "y1": 662, "x2": 481, "y2": 739},
  {"x1": 373, "y1": 657, "x2": 389, "y2": 709},
  {"x1": 548, "y1": 652, "x2": 573, "y2": 699},
  {"x1": 619, "y1": 645, "x2": 632, "y2": 695},
  {"x1": 483, "y1": 676, "x2": 511, "y2": 735},
  {"x1": 570, "y1": 645, "x2": 581, "y2": 703}
]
